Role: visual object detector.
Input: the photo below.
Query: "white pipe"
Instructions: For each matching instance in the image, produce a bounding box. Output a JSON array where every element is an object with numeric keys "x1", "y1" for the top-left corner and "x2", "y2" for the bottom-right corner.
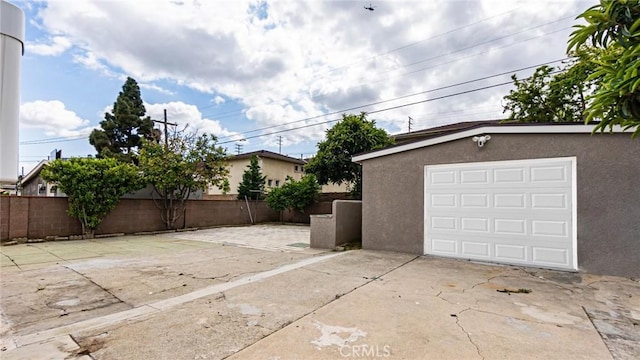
[{"x1": 0, "y1": 0, "x2": 25, "y2": 185}]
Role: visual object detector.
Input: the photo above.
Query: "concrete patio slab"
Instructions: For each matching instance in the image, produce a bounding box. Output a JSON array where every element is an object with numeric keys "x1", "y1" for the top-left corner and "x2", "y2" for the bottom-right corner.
[{"x1": 1, "y1": 225, "x2": 638, "y2": 359}]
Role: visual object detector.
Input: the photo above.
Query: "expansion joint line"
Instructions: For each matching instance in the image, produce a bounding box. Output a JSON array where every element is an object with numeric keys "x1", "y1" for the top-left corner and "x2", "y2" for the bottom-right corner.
[
  {"x1": 223, "y1": 255, "x2": 421, "y2": 359},
  {"x1": 63, "y1": 266, "x2": 128, "y2": 306},
  {"x1": 581, "y1": 305, "x2": 615, "y2": 359}
]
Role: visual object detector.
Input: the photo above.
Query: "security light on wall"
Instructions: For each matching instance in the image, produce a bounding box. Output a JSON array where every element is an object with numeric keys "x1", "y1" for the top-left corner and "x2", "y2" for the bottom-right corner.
[{"x1": 472, "y1": 135, "x2": 491, "y2": 148}]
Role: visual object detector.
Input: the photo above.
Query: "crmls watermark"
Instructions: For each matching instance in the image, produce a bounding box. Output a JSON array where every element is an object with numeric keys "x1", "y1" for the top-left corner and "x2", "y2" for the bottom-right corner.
[{"x1": 339, "y1": 344, "x2": 391, "y2": 358}]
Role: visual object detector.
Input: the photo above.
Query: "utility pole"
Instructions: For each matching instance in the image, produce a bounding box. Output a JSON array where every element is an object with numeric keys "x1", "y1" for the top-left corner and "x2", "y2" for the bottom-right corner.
[
  {"x1": 277, "y1": 136, "x2": 283, "y2": 154},
  {"x1": 235, "y1": 143, "x2": 243, "y2": 154},
  {"x1": 408, "y1": 116, "x2": 413, "y2": 133},
  {"x1": 151, "y1": 108, "x2": 177, "y2": 149}
]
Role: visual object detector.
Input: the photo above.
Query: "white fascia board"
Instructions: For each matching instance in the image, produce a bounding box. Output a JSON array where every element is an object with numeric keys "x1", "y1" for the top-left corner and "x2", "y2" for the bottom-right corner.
[{"x1": 352, "y1": 124, "x2": 628, "y2": 163}]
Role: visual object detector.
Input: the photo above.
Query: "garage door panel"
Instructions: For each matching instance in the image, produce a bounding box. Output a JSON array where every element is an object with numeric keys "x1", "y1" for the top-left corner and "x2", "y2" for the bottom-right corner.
[
  {"x1": 531, "y1": 220, "x2": 567, "y2": 237},
  {"x1": 532, "y1": 247, "x2": 569, "y2": 264},
  {"x1": 460, "y1": 169, "x2": 489, "y2": 184},
  {"x1": 494, "y1": 244, "x2": 527, "y2": 261},
  {"x1": 431, "y1": 216, "x2": 457, "y2": 230},
  {"x1": 425, "y1": 157, "x2": 577, "y2": 271},
  {"x1": 494, "y1": 218, "x2": 527, "y2": 235},
  {"x1": 430, "y1": 193, "x2": 457, "y2": 207},
  {"x1": 431, "y1": 239, "x2": 457, "y2": 254},
  {"x1": 530, "y1": 165, "x2": 568, "y2": 183},
  {"x1": 494, "y1": 167, "x2": 525, "y2": 183},
  {"x1": 461, "y1": 217, "x2": 490, "y2": 232},
  {"x1": 461, "y1": 193, "x2": 489, "y2": 207},
  {"x1": 430, "y1": 170, "x2": 456, "y2": 185},
  {"x1": 494, "y1": 193, "x2": 526, "y2": 208},
  {"x1": 461, "y1": 241, "x2": 490, "y2": 257},
  {"x1": 531, "y1": 192, "x2": 569, "y2": 209}
]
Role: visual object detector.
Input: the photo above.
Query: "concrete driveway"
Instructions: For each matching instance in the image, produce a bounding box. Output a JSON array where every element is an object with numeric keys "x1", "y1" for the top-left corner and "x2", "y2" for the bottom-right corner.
[{"x1": 1, "y1": 225, "x2": 638, "y2": 359}]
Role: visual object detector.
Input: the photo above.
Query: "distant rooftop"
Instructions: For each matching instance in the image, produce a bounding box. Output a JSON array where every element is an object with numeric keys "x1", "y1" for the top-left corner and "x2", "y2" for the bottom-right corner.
[{"x1": 230, "y1": 150, "x2": 306, "y2": 165}]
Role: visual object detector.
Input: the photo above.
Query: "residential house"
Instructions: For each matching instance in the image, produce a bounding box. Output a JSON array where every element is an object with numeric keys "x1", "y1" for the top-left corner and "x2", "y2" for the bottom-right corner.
[
  {"x1": 19, "y1": 160, "x2": 63, "y2": 197},
  {"x1": 207, "y1": 150, "x2": 348, "y2": 199}
]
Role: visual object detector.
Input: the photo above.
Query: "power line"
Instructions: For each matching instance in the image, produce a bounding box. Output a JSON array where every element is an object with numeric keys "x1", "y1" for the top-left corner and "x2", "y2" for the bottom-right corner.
[
  {"x1": 217, "y1": 81, "x2": 514, "y2": 145},
  {"x1": 20, "y1": 59, "x2": 568, "y2": 147},
  {"x1": 216, "y1": 58, "x2": 567, "y2": 141},
  {"x1": 217, "y1": 67, "x2": 566, "y2": 146},
  {"x1": 20, "y1": 136, "x2": 89, "y2": 145}
]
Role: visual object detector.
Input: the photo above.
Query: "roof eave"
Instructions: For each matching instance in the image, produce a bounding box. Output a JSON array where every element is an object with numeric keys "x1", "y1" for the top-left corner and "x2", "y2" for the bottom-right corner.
[{"x1": 353, "y1": 124, "x2": 629, "y2": 163}]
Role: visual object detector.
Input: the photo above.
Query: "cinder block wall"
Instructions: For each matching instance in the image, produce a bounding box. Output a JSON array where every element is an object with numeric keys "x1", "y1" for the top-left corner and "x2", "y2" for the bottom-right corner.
[
  {"x1": 28, "y1": 197, "x2": 80, "y2": 238},
  {"x1": 0, "y1": 197, "x2": 8, "y2": 240},
  {"x1": 0, "y1": 196, "x2": 333, "y2": 241}
]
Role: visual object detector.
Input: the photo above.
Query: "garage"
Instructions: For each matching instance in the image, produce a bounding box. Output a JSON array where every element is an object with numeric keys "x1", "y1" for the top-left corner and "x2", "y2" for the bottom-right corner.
[
  {"x1": 424, "y1": 157, "x2": 576, "y2": 270},
  {"x1": 353, "y1": 121, "x2": 640, "y2": 278}
]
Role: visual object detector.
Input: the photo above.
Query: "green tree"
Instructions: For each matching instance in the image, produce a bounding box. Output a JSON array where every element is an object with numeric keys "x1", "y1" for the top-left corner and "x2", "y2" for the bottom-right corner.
[
  {"x1": 266, "y1": 174, "x2": 321, "y2": 213},
  {"x1": 40, "y1": 158, "x2": 143, "y2": 238},
  {"x1": 237, "y1": 155, "x2": 266, "y2": 200},
  {"x1": 503, "y1": 49, "x2": 601, "y2": 123},
  {"x1": 89, "y1": 77, "x2": 155, "y2": 163},
  {"x1": 138, "y1": 130, "x2": 230, "y2": 229},
  {"x1": 305, "y1": 112, "x2": 393, "y2": 199},
  {"x1": 568, "y1": 0, "x2": 640, "y2": 136}
]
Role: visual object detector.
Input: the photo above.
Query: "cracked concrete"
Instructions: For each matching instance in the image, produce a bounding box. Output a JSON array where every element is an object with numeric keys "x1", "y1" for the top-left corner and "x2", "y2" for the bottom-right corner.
[
  {"x1": 453, "y1": 309, "x2": 484, "y2": 359},
  {"x1": 1, "y1": 226, "x2": 639, "y2": 359}
]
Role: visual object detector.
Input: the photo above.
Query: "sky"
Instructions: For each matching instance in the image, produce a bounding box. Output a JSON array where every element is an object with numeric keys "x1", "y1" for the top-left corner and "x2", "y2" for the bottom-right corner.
[{"x1": 12, "y1": 0, "x2": 593, "y2": 175}]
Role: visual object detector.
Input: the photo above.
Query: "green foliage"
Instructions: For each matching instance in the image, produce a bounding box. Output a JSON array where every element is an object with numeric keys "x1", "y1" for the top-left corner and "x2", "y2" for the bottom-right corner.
[
  {"x1": 40, "y1": 158, "x2": 143, "y2": 237},
  {"x1": 503, "y1": 48, "x2": 601, "y2": 123},
  {"x1": 266, "y1": 174, "x2": 321, "y2": 213},
  {"x1": 305, "y1": 112, "x2": 393, "y2": 199},
  {"x1": 89, "y1": 77, "x2": 155, "y2": 163},
  {"x1": 138, "y1": 131, "x2": 230, "y2": 229},
  {"x1": 568, "y1": 0, "x2": 640, "y2": 136},
  {"x1": 237, "y1": 155, "x2": 266, "y2": 200}
]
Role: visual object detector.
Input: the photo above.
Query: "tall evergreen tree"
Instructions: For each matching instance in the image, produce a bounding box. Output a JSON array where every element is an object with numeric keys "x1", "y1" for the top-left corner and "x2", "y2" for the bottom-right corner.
[
  {"x1": 89, "y1": 77, "x2": 155, "y2": 163},
  {"x1": 237, "y1": 155, "x2": 266, "y2": 200}
]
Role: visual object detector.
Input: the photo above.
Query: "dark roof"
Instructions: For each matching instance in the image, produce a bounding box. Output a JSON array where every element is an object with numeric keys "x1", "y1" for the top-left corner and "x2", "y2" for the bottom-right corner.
[
  {"x1": 391, "y1": 120, "x2": 598, "y2": 146},
  {"x1": 354, "y1": 120, "x2": 608, "y2": 162},
  {"x1": 20, "y1": 160, "x2": 49, "y2": 184},
  {"x1": 393, "y1": 120, "x2": 504, "y2": 143},
  {"x1": 230, "y1": 150, "x2": 306, "y2": 165}
]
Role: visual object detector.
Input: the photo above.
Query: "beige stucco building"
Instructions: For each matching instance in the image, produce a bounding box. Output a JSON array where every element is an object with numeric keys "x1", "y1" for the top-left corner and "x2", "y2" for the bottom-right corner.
[{"x1": 207, "y1": 150, "x2": 348, "y2": 199}]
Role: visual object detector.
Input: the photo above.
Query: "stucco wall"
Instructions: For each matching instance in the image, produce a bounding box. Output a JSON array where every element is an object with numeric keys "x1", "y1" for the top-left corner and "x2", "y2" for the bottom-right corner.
[
  {"x1": 208, "y1": 158, "x2": 251, "y2": 196},
  {"x1": 361, "y1": 133, "x2": 640, "y2": 278},
  {"x1": 262, "y1": 157, "x2": 304, "y2": 190},
  {"x1": 310, "y1": 200, "x2": 362, "y2": 249},
  {"x1": 208, "y1": 157, "x2": 305, "y2": 196}
]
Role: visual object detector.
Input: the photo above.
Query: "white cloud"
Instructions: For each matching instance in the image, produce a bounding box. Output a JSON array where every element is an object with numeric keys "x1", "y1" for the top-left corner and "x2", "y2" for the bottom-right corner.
[
  {"x1": 213, "y1": 96, "x2": 225, "y2": 105},
  {"x1": 72, "y1": 51, "x2": 106, "y2": 71},
  {"x1": 26, "y1": 36, "x2": 72, "y2": 56},
  {"x1": 144, "y1": 101, "x2": 243, "y2": 141},
  {"x1": 29, "y1": 0, "x2": 587, "y2": 142},
  {"x1": 20, "y1": 100, "x2": 94, "y2": 137}
]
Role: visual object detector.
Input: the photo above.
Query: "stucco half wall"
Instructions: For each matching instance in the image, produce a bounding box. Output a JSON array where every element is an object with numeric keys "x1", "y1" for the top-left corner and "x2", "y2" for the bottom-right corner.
[{"x1": 358, "y1": 132, "x2": 640, "y2": 278}]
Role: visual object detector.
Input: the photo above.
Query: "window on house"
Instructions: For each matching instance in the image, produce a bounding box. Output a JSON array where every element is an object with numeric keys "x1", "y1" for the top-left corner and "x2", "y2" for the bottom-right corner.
[
  {"x1": 268, "y1": 179, "x2": 273, "y2": 187},
  {"x1": 294, "y1": 165, "x2": 299, "y2": 172},
  {"x1": 275, "y1": 180, "x2": 280, "y2": 187}
]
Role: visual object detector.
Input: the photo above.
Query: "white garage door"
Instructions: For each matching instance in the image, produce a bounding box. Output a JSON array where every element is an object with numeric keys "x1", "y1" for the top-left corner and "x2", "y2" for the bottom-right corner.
[{"x1": 424, "y1": 157, "x2": 577, "y2": 270}]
